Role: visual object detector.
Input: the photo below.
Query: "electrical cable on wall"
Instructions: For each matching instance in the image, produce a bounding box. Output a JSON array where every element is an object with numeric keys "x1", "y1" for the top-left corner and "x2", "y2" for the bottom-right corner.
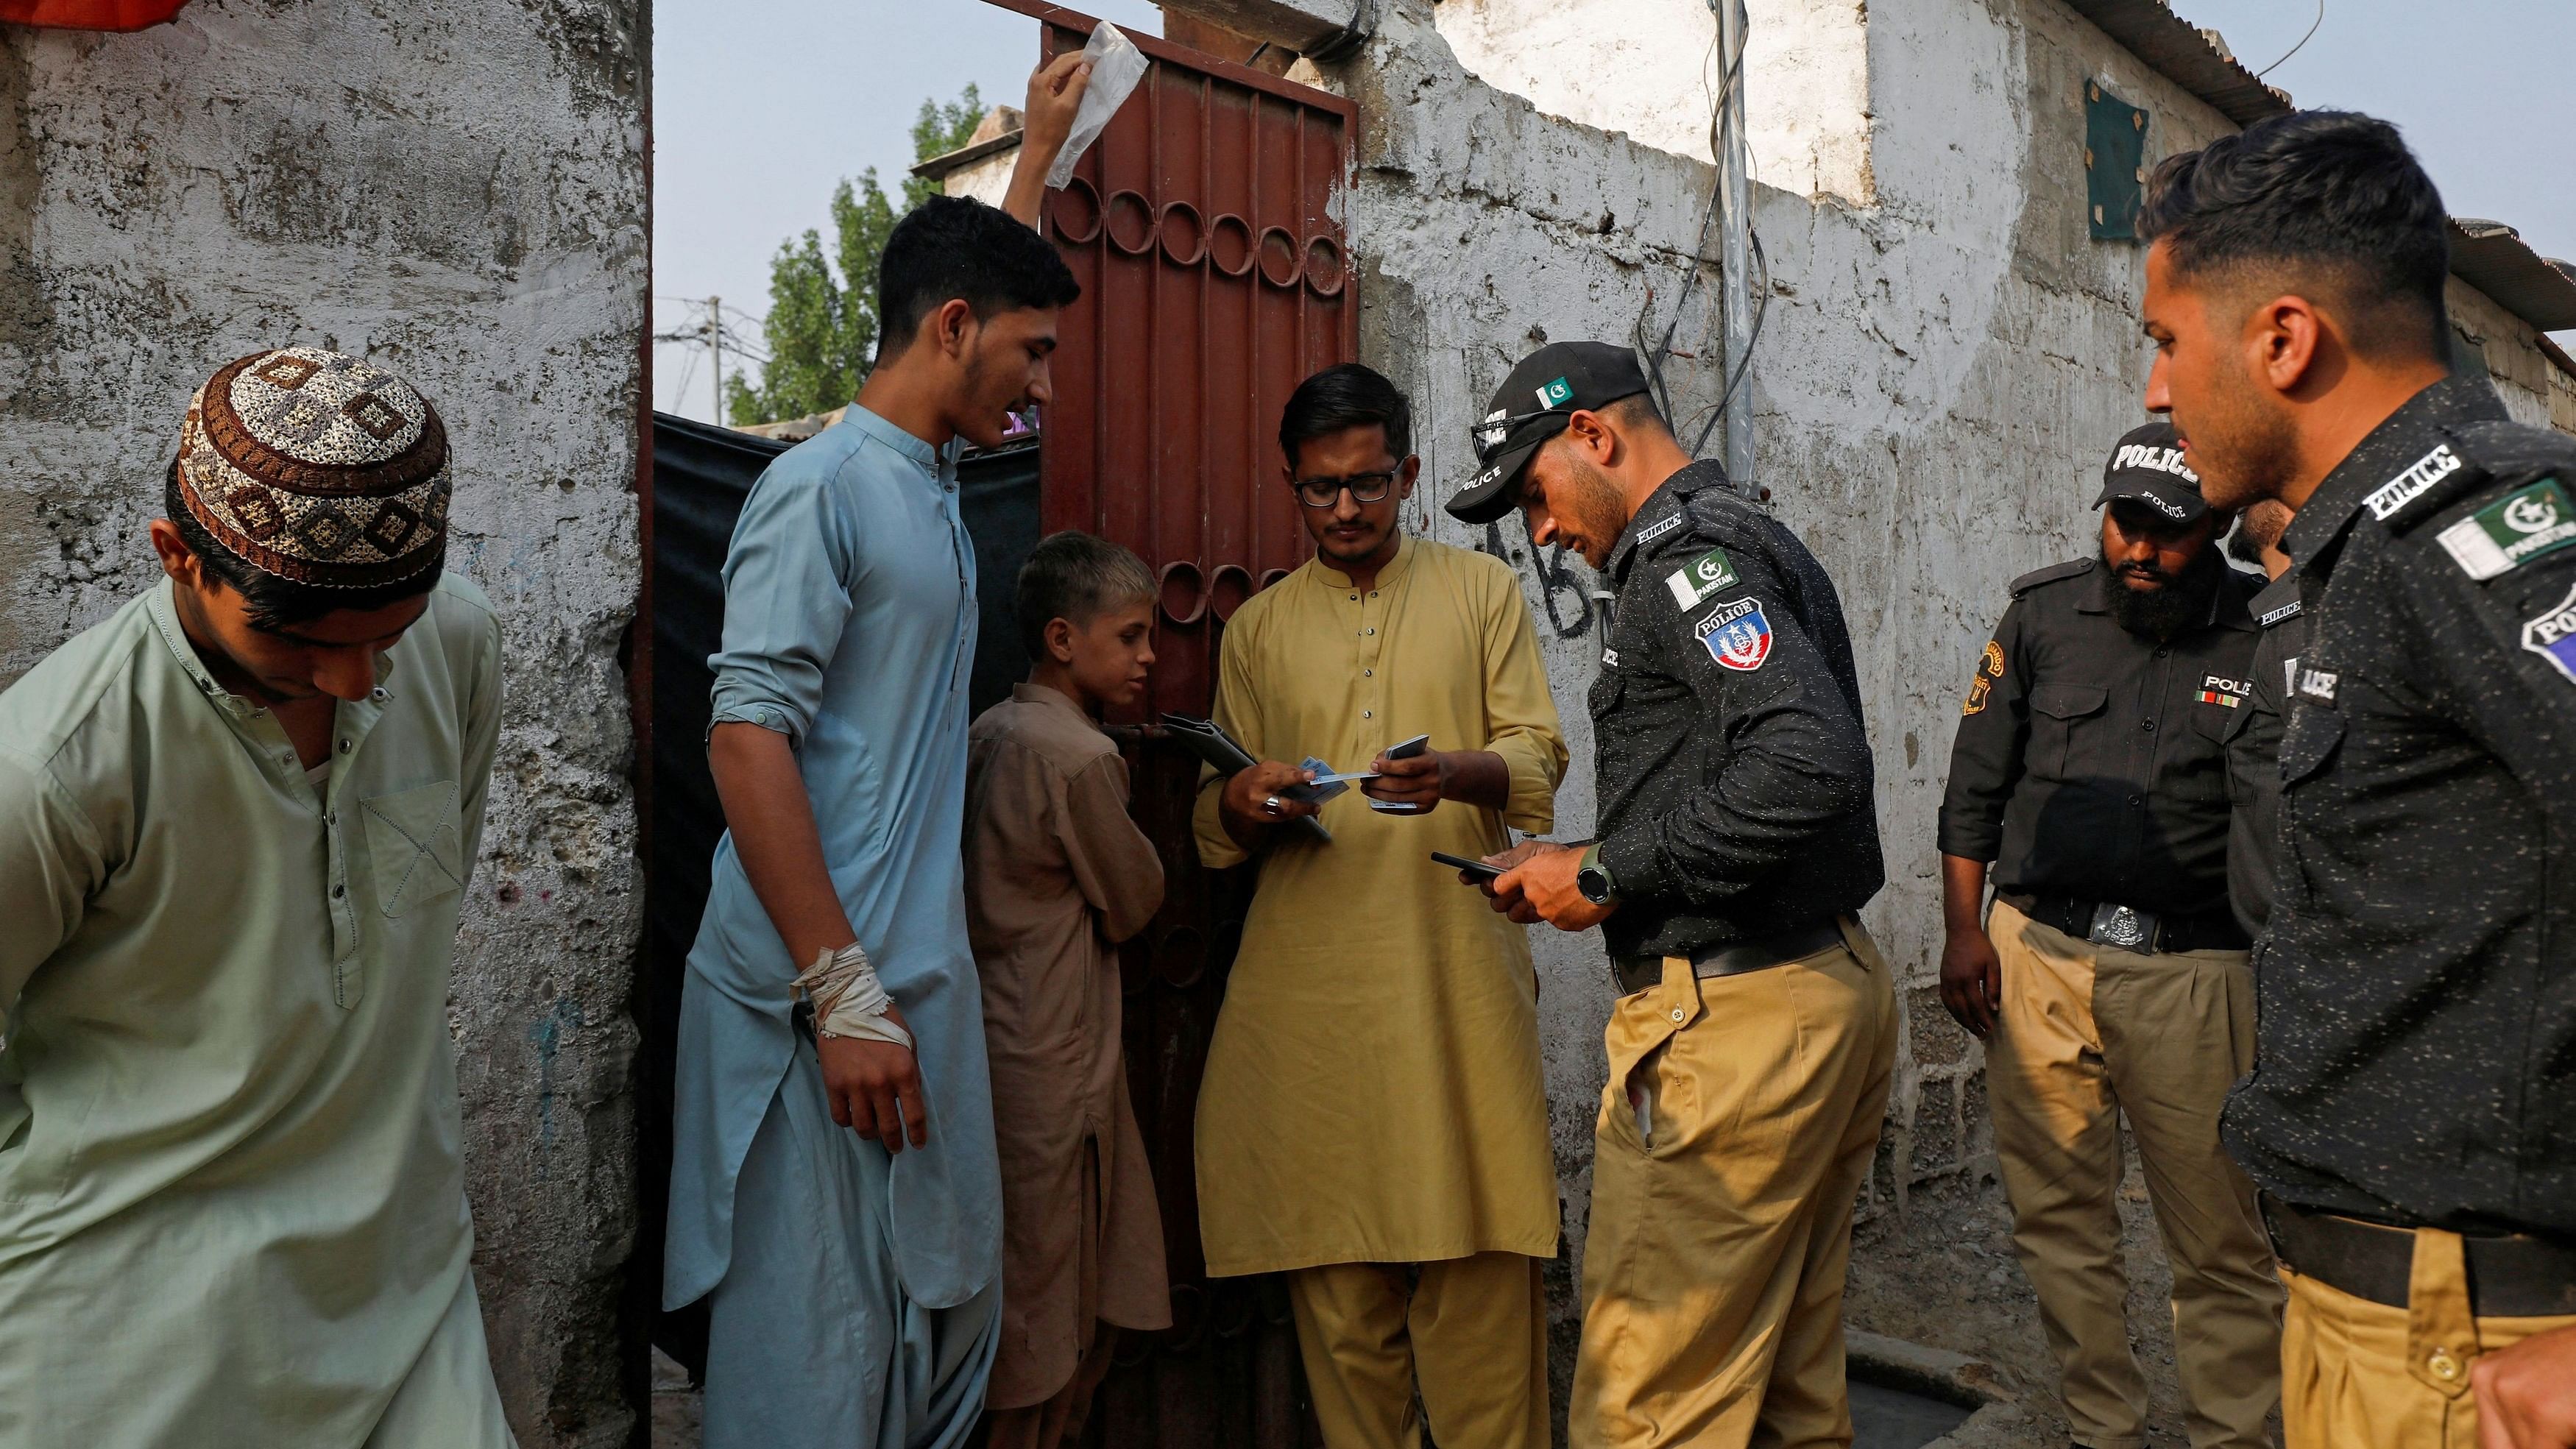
[{"x1": 1632, "y1": 0, "x2": 1770, "y2": 491}]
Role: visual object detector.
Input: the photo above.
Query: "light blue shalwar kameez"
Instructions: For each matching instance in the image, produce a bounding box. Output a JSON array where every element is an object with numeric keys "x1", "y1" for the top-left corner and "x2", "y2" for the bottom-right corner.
[{"x1": 665, "y1": 406, "x2": 1003, "y2": 1449}]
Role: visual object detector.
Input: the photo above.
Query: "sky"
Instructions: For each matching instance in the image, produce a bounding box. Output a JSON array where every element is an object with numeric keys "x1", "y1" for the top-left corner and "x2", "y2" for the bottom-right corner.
[{"x1": 651, "y1": 0, "x2": 2574, "y2": 423}]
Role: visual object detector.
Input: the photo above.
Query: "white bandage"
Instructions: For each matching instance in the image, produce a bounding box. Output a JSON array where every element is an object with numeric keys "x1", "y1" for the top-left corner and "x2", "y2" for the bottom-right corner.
[{"x1": 795, "y1": 942, "x2": 913, "y2": 1051}]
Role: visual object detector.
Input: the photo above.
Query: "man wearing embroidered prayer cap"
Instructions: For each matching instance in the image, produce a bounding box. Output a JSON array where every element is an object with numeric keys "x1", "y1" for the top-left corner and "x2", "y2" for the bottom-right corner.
[{"x1": 0, "y1": 347, "x2": 513, "y2": 1446}]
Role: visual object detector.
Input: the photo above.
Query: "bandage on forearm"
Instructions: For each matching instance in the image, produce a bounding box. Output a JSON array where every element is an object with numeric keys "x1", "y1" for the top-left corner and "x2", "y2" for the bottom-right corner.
[{"x1": 794, "y1": 942, "x2": 913, "y2": 1050}]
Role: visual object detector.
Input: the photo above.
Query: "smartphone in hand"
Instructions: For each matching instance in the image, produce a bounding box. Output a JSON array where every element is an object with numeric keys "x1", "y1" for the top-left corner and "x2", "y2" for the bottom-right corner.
[{"x1": 1431, "y1": 850, "x2": 1504, "y2": 882}]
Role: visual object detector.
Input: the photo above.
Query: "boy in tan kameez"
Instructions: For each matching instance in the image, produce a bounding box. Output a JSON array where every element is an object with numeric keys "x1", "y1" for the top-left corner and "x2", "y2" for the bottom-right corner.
[{"x1": 965, "y1": 531, "x2": 1170, "y2": 1448}]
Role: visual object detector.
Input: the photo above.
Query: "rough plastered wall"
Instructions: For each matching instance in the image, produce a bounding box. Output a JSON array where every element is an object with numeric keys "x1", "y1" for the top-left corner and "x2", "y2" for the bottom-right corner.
[
  {"x1": 1186, "y1": 0, "x2": 2261, "y2": 1438},
  {"x1": 0, "y1": 4, "x2": 647, "y2": 1444},
  {"x1": 2447, "y1": 276, "x2": 2573, "y2": 433}
]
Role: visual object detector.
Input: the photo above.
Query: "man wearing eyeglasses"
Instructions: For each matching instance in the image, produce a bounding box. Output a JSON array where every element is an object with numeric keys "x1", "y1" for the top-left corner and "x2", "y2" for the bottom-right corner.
[{"x1": 1192, "y1": 363, "x2": 1568, "y2": 1449}]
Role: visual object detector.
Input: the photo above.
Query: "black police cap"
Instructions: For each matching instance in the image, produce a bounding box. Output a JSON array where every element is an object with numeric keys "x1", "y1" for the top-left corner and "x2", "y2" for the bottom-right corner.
[
  {"x1": 2095, "y1": 420, "x2": 2210, "y2": 525},
  {"x1": 1446, "y1": 341, "x2": 1652, "y2": 524}
]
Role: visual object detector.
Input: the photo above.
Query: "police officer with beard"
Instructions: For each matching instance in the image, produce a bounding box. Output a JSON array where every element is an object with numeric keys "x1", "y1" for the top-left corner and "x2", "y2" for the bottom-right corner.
[
  {"x1": 2140, "y1": 110, "x2": 2576, "y2": 1448},
  {"x1": 1939, "y1": 421, "x2": 2284, "y2": 1449}
]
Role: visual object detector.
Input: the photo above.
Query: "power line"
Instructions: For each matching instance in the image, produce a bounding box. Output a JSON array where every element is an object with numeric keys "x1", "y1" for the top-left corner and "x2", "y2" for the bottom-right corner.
[{"x1": 2256, "y1": 0, "x2": 2326, "y2": 80}]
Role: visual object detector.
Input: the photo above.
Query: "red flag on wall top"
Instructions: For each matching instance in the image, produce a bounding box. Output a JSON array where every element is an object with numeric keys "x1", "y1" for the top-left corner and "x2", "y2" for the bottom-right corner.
[{"x1": 0, "y1": 0, "x2": 188, "y2": 29}]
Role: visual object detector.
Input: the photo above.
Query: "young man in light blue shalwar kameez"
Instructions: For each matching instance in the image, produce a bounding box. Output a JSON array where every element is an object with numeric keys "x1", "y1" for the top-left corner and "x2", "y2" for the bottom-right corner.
[{"x1": 664, "y1": 60, "x2": 1090, "y2": 1449}]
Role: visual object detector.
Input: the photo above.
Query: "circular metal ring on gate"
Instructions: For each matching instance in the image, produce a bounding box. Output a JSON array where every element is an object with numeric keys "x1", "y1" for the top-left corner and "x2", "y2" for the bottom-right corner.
[
  {"x1": 1209, "y1": 1281, "x2": 1258, "y2": 1339},
  {"x1": 1209, "y1": 562, "x2": 1254, "y2": 622},
  {"x1": 1258, "y1": 567, "x2": 1292, "y2": 592},
  {"x1": 1155, "y1": 925, "x2": 1207, "y2": 988},
  {"x1": 1207, "y1": 213, "x2": 1256, "y2": 277},
  {"x1": 1048, "y1": 177, "x2": 1103, "y2": 245},
  {"x1": 1105, "y1": 189, "x2": 1156, "y2": 255},
  {"x1": 1158, "y1": 200, "x2": 1208, "y2": 266},
  {"x1": 1304, "y1": 234, "x2": 1347, "y2": 296},
  {"x1": 1257, "y1": 226, "x2": 1301, "y2": 287},
  {"x1": 1157, "y1": 559, "x2": 1208, "y2": 626}
]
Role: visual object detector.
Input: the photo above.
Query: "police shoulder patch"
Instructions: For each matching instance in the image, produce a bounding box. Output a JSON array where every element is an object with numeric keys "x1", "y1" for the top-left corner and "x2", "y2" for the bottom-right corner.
[
  {"x1": 1693, "y1": 596, "x2": 1774, "y2": 671},
  {"x1": 2520, "y1": 581, "x2": 2576, "y2": 685},
  {"x1": 2008, "y1": 557, "x2": 2095, "y2": 598},
  {"x1": 1962, "y1": 639, "x2": 2003, "y2": 715}
]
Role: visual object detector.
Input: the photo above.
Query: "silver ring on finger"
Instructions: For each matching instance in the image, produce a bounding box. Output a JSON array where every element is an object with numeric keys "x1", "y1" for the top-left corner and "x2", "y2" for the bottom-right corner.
[{"x1": 1264, "y1": 794, "x2": 1281, "y2": 814}]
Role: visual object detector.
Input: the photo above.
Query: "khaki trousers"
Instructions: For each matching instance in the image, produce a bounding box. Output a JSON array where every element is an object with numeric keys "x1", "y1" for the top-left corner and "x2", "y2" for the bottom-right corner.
[
  {"x1": 1571, "y1": 922, "x2": 1897, "y2": 1449},
  {"x1": 975, "y1": 1326, "x2": 1117, "y2": 1449},
  {"x1": 1285, "y1": 1251, "x2": 1549, "y2": 1449},
  {"x1": 2281, "y1": 1233, "x2": 2576, "y2": 1449},
  {"x1": 1984, "y1": 899, "x2": 2283, "y2": 1449}
]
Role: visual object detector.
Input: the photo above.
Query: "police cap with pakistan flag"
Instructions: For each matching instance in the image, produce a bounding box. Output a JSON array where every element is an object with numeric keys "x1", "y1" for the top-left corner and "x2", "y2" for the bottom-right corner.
[{"x1": 1447, "y1": 341, "x2": 1652, "y2": 525}]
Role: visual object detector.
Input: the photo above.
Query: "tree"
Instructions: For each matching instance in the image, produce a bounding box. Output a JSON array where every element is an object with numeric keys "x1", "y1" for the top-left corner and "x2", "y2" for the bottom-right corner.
[{"x1": 726, "y1": 85, "x2": 990, "y2": 426}]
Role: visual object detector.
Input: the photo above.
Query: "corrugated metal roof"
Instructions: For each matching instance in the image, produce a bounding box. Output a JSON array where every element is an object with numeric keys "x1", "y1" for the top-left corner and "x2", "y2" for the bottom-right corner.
[
  {"x1": 2450, "y1": 219, "x2": 2576, "y2": 334},
  {"x1": 2060, "y1": 0, "x2": 2292, "y2": 126}
]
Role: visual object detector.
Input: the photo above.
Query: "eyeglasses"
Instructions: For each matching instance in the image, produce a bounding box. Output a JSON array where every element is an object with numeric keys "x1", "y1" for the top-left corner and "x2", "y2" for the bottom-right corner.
[{"x1": 1292, "y1": 471, "x2": 1399, "y2": 509}]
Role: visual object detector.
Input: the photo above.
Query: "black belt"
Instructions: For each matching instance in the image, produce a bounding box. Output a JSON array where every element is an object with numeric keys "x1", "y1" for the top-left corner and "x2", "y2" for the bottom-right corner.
[
  {"x1": 1613, "y1": 918, "x2": 1848, "y2": 996},
  {"x1": 2002, "y1": 892, "x2": 2249, "y2": 954},
  {"x1": 2261, "y1": 1195, "x2": 2576, "y2": 1318}
]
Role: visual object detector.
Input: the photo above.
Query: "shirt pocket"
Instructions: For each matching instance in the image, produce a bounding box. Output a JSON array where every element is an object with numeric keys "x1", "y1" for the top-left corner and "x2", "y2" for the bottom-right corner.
[
  {"x1": 362, "y1": 780, "x2": 466, "y2": 919},
  {"x1": 2274, "y1": 709, "x2": 2346, "y2": 913},
  {"x1": 2028, "y1": 682, "x2": 2108, "y2": 780}
]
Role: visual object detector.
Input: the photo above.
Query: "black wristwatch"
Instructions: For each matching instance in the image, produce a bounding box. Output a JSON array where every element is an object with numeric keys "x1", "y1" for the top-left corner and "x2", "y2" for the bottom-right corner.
[{"x1": 1577, "y1": 844, "x2": 1618, "y2": 906}]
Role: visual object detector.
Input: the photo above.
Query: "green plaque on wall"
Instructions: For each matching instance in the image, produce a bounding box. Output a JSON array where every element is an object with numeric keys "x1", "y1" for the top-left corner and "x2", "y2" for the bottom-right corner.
[{"x1": 2085, "y1": 79, "x2": 2148, "y2": 241}]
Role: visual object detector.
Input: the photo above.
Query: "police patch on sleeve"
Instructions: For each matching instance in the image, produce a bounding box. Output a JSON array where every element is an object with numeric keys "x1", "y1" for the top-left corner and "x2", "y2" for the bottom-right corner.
[
  {"x1": 1963, "y1": 640, "x2": 2003, "y2": 715},
  {"x1": 2520, "y1": 581, "x2": 2576, "y2": 684},
  {"x1": 1664, "y1": 547, "x2": 1739, "y2": 609},
  {"x1": 2435, "y1": 478, "x2": 2576, "y2": 581},
  {"x1": 1694, "y1": 596, "x2": 1774, "y2": 671}
]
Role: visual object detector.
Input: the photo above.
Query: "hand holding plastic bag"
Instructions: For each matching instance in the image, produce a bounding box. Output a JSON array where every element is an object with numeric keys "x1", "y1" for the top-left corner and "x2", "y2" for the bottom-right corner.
[{"x1": 1046, "y1": 22, "x2": 1150, "y2": 189}]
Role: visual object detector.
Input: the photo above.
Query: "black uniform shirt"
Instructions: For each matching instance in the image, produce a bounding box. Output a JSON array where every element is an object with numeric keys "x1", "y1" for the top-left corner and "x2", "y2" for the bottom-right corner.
[
  {"x1": 2223, "y1": 573, "x2": 2307, "y2": 936},
  {"x1": 2221, "y1": 374, "x2": 2576, "y2": 1236},
  {"x1": 1590, "y1": 462, "x2": 1883, "y2": 962},
  {"x1": 1938, "y1": 557, "x2": 2262, "y2": 919}
]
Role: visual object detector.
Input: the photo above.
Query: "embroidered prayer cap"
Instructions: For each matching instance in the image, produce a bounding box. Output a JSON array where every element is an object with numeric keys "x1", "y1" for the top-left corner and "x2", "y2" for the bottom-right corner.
[{"x1": 174, "y1": 347, "x2": 452, "y2": 589}]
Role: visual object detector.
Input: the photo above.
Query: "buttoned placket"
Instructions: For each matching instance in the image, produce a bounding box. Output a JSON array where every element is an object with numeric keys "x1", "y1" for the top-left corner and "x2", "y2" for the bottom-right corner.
[
  {"x1": 1347, "y1": 580, "x2": 1390, "y2": 728},
  {"x1": 154, "y1": 590, "x2": 395, "y2": 974}
]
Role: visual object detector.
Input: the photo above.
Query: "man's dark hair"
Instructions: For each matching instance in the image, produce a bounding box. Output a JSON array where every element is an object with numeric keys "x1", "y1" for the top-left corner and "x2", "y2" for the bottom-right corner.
[
  {"x1": 164, "y1": 459, "x2": 440, "y2": 630},
  {"x1": 1604, "y1": 392, "x2": 1668, "y2": 433},
  {"x1": 1015, "y1": 530, "x2": 1156, "y2": 659},
  {"x1": 2140, "y1": 110, "x2": 2452, "y2": 360},
  {"x1": 1279, "y1": 363, "x2": 1412, "y2": 465},
  {"x1": 877, "y1": 195, "x2": 1082, "y2": 356}
]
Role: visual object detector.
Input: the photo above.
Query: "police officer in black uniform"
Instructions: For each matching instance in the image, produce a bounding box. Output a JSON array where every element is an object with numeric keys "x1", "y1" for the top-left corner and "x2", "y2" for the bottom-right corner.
[
  {"x1": 1447, "y1": 341, "x2": 1894, "y2": 1448},
  {"x1": 2140, "y1": 110, "x2": 2576, "y2": 1444},
  {"x1": 1938, "y1": 422, "x2": 2283, "y2": 1449},
  {"x1": 2223, "y1": 502, "x2": 2305, "y2": 938}
]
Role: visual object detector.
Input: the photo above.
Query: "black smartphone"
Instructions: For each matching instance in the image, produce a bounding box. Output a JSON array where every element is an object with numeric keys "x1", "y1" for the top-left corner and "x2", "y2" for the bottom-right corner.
[{"x1": 1431, "y1": 850, "x2": 1505, "y2": 882}]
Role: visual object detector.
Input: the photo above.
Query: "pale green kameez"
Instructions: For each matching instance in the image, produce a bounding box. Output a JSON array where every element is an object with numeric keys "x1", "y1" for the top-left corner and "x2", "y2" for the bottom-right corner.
[{"x1": 0, "y1": 575, "x2": 512, "y2": 1448}]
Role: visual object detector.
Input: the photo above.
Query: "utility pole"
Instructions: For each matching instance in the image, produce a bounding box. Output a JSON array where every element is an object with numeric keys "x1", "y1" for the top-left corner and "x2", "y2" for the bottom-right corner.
[
  {"x1": 706, "y1": 295, "x2": 723, "y2": 427},
  {"x1": 1715, "y1": 0, "x2": 1757, "y2": 498}
]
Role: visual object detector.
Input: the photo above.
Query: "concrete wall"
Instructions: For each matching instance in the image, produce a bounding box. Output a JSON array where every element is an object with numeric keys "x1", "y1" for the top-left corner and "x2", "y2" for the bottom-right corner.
[{"x1": 0, "y1": 4, "x2": 648, "y2": 1444}]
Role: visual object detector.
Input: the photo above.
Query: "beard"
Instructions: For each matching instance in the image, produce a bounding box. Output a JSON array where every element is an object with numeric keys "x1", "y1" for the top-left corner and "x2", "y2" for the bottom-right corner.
[
  {"x1": 1558, "y1": 456, "x2": 1634, "y2": 570},
  {"x1": 2105, "y1": 539, "x2": 2224, "y2": 640},
  {"x1": 2179, "y1": 354, "x2": 2300, "y2": 511}
]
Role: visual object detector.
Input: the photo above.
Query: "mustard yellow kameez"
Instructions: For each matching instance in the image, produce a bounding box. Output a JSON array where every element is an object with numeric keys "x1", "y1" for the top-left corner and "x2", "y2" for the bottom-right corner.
[{"x1": 1193, "y1": 534, "x2": 1565, "y2": 1449}]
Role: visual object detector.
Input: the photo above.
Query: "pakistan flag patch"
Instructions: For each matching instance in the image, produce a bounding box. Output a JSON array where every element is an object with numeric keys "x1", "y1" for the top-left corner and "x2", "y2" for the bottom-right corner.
[
  {"x1": 2436, "y1": 478, "x2": 2576, "y2": 581},
  {"x1": 1535, "y1": 375, "x2": 1575, "y2": 409},
  {"x1": 1665, "y1": 547, "x2": 1739, "y2": 609}
]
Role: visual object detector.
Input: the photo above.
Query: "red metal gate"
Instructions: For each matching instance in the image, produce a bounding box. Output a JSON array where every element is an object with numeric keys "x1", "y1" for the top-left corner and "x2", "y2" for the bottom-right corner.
[{"x1": 997, "y1": 4, "x2": 1357, "y2": 1442}]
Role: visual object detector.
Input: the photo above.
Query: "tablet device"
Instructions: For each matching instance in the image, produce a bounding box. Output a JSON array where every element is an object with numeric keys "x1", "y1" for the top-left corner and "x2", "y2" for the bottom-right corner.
[{"x1": 1431, "y1": 850, "x2": 1504, "y2": 881}]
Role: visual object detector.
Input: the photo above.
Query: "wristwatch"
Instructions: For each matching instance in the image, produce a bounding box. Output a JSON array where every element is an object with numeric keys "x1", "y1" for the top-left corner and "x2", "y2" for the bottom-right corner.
[{"x1": 1576, "y1": 843, "x2": 1618, "y2": 906}]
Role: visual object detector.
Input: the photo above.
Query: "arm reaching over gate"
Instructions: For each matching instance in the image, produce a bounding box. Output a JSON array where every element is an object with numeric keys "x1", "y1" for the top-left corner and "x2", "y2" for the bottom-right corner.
[{"x1": 1004, "y1": 52, "x2": 1091, "y2": 227}]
